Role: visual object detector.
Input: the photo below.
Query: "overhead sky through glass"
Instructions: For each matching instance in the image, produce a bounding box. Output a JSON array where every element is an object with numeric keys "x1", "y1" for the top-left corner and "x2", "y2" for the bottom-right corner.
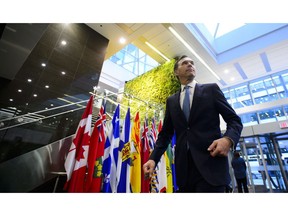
[
  {"x1": 109, "y1": 44, "x2": 159, "y2": 77},
  {"x1": 203, "y1": 23, "x2": 246, "y2": 38},
  {"x1": 186, "y1": 23, "x2": 288, "y2": 64}
]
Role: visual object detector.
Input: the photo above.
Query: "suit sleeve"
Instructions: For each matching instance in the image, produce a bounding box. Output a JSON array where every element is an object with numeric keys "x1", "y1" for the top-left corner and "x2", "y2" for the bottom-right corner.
[
  {"x1": 213, "y1": 84, "x2": 243, "y2": 148},
  {"x1": 149, "y1": 97, "x2": 174, "y2": 165}
]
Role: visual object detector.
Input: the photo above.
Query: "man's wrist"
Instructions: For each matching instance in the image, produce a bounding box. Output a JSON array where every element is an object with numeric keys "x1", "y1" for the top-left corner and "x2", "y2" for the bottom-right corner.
[{"x1": 223, "y1": 136, "x2": 234, "y2": 150}]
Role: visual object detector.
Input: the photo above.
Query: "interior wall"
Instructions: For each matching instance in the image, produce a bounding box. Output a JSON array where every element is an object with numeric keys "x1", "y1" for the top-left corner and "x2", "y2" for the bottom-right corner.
[{"x1": 0, "y1": 23, "x2": 109, "y2": 163}]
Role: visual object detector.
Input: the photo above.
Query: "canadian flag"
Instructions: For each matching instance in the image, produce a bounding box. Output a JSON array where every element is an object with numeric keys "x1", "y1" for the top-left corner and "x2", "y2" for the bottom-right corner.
[{"x1": 64, "y1": 95, "x2": 93, "y2": 192}]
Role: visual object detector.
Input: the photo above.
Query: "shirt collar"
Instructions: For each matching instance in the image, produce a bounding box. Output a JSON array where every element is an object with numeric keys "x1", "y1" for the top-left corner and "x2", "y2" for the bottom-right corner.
[{"x1": 181, "y1": 80, "x2": 196, "y2": 91}]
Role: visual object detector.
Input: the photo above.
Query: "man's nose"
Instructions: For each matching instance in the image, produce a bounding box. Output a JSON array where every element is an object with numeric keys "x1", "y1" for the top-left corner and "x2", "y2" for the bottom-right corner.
[{"x1": 187, "y1": 61, "x2": 193, "y2": 65}]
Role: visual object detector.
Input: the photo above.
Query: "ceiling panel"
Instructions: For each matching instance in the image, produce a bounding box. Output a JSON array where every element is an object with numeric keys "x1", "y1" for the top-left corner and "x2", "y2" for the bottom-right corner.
[
  {"x1": 128, "y1": 23, "x2": 145, "y2": 32},
  {"x1": 141, "y1": 24, "x2": 167, "y2": 41},
  {"x1": 266, "y1": 40, "x2": 288, "y2": 72},
  {"x1": 0, "y1": 23, "x2": 109, "y2": 114},
  {"x1": 237, "y1": 56, "x2": 267, "y2": 79}
]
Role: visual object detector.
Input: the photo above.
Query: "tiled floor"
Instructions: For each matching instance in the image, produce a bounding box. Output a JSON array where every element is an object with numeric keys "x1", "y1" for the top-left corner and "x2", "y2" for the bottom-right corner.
[{"x1": 232, "y1": 185, "x2": 285, "y2": 193}]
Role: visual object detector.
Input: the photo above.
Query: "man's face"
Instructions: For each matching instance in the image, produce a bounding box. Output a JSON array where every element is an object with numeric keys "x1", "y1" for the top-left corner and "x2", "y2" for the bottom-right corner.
[{"x1": 174, "y1": 57, "x2": 196, "y2": 81}]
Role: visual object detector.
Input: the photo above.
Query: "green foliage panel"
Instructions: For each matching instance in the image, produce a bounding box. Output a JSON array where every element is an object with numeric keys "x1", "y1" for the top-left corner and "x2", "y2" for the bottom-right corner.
[{"x1": 122, "y1": 59, "x2": 180, "y2": 121}]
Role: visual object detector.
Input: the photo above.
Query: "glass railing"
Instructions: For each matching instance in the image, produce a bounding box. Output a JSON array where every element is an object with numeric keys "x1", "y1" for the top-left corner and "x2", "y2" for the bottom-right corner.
[{"x1": 0, "y1": 92, "x2": 119, "y2": 163}]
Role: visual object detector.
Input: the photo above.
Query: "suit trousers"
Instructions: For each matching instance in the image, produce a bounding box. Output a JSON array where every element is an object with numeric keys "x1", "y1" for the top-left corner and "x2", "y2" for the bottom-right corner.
[
  {"x1": 177, "y1": 149, "x2": 225, "y2": 193},
  {"x1": 236, "y1": 177, "x2": 249, "y2": 193}
]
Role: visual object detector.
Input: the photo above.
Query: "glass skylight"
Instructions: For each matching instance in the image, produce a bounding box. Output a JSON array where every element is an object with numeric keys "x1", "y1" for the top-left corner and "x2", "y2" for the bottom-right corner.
[
  {"x1": 203, "y1": 23, "x2": 246, "y2": 38},
  {"x1": 109, "y1": 43, "x2": 159, "y2": 76}
]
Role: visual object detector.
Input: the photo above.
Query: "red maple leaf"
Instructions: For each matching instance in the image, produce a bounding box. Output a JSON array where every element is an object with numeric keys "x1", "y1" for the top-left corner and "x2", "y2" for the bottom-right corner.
[{"x1": 73, "y1": 125, "x2": 89, "y2": 161}]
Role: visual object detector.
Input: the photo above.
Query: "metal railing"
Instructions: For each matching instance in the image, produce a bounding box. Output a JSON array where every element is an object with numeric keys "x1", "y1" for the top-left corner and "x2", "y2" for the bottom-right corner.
[{"x1": 0, "y1": 99, "x2": 89, "y2": 131}]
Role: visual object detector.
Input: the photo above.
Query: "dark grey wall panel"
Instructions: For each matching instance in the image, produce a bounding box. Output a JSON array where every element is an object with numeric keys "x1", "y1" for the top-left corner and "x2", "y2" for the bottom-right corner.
[{"x1": 0, "y1": 135, "x2": 72, "y2": 192}]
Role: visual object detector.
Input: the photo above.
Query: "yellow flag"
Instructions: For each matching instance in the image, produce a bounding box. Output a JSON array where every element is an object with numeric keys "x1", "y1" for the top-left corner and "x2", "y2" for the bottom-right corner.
[
  {"x1": 165, "y1": 151, "x2": 173, "y2": 193},
  {"x1": 130, "y1": 111, "x2": 141, "y2": 193}
]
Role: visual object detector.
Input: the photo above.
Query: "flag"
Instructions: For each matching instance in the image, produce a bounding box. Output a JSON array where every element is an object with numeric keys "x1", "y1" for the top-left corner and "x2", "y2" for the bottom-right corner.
[
  {"x1": 165, "y1": 143, "x2": 173, "y2": 193},
  {"x1": 149, "y1": 117, "x2": 159, "y2": 192},
  {"x1": 117, "y1": 107, "x2": 131, "y2": 192},
  {"x1": 141, "y1": 116, "x2": 150, "y2": 192},
  {"x1": 149, "y1": 117, "x2": 157, "y2": 151},
  {"x1": 171, "y1": 132, "x2": 178, "y2": 192},
  {"x1": 102, "y1": 104, "x2": 120, "y2": 192},
  {"x1": 156, "y1": 119, "x2": 168, "y2": 192},
  {"x1": 157, "y1": 153, "x2": 167, "y2": 192},
  {"x1": 149, "y1": 119, "x2": 167, "y2": 193},
  {"x1": 85, "y1": 99, "x2": 106, "y2": 192},
  {"x1": 64, "y1": 95, "x2": 93, "y2": 192},
  {"x1": 130, "y1": 111, "x2": 141, "y2": 193},
  {"x1": 157, "y1": 119, "x2": 162, "y2": 134}
]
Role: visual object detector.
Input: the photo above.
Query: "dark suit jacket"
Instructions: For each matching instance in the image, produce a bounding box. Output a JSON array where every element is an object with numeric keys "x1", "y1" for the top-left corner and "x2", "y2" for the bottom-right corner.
[
  {"x1": 231, "y1": 157, "x2": 247, "y2": 179},
  {"x1": 149, "y1": 83, "x2": 243, "y2": 187}
]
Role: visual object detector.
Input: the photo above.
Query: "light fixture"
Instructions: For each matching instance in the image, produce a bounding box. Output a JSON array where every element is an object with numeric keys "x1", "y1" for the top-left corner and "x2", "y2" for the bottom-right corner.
[
  {"x1": 145, "y1": 41, "x2": 170, "y2": 61},
  {"x1": 119, "y1": 37, "x2": 126, "y2": 44},
  {"x1": 61, "y1": 40, "x2": 67, "y2": 46},
  {"x1": 168, "y1": 26, "x2": 221, "y2": 81},
  {"x1": 41, "y1": 63, "x2": 46, "y2": 67},
  {"x1": 18, "y1": 89, "x2": 22, "y2": 92},
  {"x1": 27, "y1": 79, "x2": 32, "y2": 82},
  {"x1": 61, "y1": 71, "x2": 66, "y2": 75}
]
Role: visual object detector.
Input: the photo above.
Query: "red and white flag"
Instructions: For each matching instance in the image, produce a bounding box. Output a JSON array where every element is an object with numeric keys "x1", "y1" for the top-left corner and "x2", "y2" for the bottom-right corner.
[
  {"x1": 85, "y1": 100, "x2": 106, "y2": 192},
  {"x1": 64, "y1": 95, "x2": 93, "y2": 192},
  {"x1": 141, "y1": 116, "x2": 150, "y2": 192}
]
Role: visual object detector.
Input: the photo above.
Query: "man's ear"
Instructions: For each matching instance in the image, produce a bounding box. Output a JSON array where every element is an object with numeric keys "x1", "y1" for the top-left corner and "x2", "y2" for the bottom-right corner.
[{"x1": 174, "y1": 70, "x2": 178, "y2": 76}]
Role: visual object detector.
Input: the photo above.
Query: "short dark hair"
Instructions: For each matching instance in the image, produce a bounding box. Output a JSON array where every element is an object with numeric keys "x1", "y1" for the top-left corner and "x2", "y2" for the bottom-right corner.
[
  {"x1": 173, "y1": 55, "x2": 188, "y2": 72},
  {"x1": 234, "y1": 152, "x2": 240, "y2": 158}
]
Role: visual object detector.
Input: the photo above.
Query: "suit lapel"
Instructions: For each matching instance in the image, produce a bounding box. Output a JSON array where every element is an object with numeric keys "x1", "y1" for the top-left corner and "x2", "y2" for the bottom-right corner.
[{"x1": 171, "y1": 90, "x2": 186, "y2": 120}]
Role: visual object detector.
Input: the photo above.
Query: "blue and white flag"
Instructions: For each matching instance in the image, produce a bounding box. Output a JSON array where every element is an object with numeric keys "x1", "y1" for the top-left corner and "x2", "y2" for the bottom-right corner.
[
  {"x1": 171, "y1": 132, "x2": 178, "y2": 192},
  {"x1": 117, "y1": 107, "x2": 131, "y2": 193},
  {"x1": 102, "y1": 104, "x2": 120, "y2": 192}
]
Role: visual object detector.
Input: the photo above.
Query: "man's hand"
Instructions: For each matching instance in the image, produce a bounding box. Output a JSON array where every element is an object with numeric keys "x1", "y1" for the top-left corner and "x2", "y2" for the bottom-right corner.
[
  {"x1": 207, "y1": 137, "x2": 232, "y2": 157},
  {"x1": 142, "y1": 160, "x2": 156, "y2": 179}
]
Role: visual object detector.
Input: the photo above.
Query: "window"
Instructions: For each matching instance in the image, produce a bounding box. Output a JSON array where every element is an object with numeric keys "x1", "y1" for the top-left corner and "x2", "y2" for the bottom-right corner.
[{"x1": 109, "y1": 44, "x2": 159, "y2": 77}]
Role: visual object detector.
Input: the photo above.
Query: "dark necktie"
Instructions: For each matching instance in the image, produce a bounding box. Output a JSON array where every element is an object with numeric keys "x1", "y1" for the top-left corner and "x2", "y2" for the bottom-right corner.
[{"x1": 183, "y1": 85, "x2": 190, "y2": 120}]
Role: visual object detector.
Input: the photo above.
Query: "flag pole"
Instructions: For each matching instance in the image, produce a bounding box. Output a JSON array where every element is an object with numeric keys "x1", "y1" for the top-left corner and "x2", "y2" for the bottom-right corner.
[{"x1": 93, "y1": 86, "x2": 98, "y2": 97}]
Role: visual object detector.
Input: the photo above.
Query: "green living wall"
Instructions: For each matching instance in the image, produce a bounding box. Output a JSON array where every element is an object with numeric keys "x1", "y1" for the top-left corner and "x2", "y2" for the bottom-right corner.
[{"x1": 122, "y1": 59, "x2": 180, "y2": 121}]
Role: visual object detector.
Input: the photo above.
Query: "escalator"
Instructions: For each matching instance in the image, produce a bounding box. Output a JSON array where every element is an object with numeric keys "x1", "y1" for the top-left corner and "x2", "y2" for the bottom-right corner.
[{"x1": 237, "y1": 134, "x2": 288, "y2": 193}]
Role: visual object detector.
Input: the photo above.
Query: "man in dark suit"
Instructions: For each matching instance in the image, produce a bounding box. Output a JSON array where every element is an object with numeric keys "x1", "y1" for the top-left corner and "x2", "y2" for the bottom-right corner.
[
  {"x1": 143, "y1": 55, "x2": 243, "y2": 192},
  {"x1": 231, "y1": 152, "x2": 249, "y2": 193}
]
